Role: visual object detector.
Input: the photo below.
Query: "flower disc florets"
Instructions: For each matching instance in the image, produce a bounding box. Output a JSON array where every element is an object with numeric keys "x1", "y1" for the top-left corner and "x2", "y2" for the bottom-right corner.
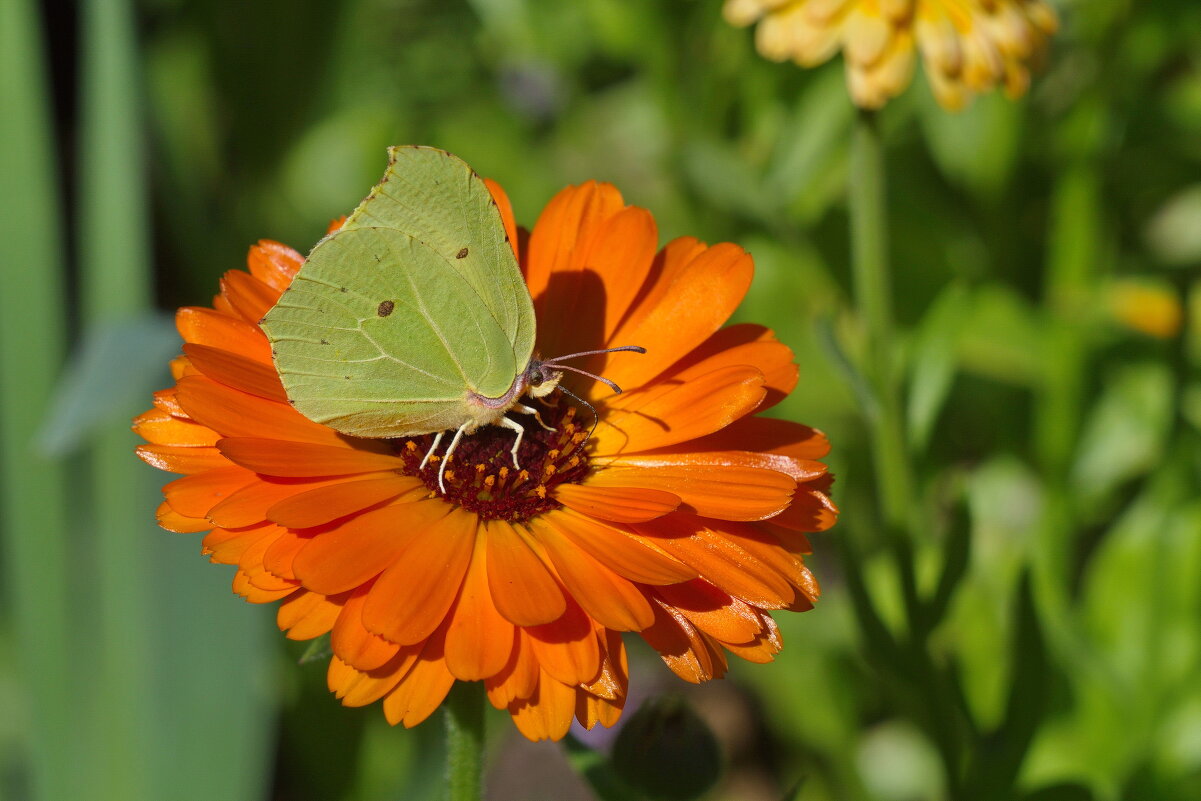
[{"x1": 397, "y1": 402, "x2": 590, "y2": 521}]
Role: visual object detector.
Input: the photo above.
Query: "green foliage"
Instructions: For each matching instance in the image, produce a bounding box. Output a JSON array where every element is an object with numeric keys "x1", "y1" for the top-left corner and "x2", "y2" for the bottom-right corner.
[{"x1": 5, "y1": 1, "x2": 1201, "y2": 800}]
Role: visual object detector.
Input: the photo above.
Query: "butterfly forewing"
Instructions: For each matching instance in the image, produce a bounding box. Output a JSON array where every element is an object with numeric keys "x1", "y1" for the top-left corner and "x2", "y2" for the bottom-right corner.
[{"x1": 261, "y1": 146, "x2": 537, "y2": 439}]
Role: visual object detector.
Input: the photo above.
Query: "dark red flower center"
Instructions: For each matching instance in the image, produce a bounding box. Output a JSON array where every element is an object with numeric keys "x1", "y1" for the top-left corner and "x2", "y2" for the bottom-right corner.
[{"x1": 392, "y1": 399, "x2": 591, "y2": 522}]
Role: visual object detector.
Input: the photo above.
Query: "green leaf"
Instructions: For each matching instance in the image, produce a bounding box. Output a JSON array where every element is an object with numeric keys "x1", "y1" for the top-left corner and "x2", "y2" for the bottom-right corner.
[
  {"x1": 919, "y1": 90, "x2": 1021, "y2": 201},
  {"x1": 298, "y1": 633, "x2": 333, "y2": 665},
  {"x1": 907, "y1": 283, "x2": 970, "y2": 452},
  {"x1": 1071, "y1": 362, "x2": 1172, "y2": 505},
  {"x1": 0, "y1": 1, "x2": 76, "y2": 798},
  {"x1": 37, "y1": 315, "x2": 180, "y2": 456}
]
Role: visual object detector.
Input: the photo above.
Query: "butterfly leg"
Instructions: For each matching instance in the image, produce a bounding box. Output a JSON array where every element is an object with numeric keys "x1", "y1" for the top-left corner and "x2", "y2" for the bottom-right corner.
[
  {"x1": 419, "y1": 430, "x2": 445, "y2": 472},
  {"x1": 511, "y1": 403, "x2": 555, "y2": 432},
  {"x1": 438, "y1": 423, "x2": 470, "y2": 495},
  {"x1": 497, "y1": 416, "x2": 526, "y2": 469}
]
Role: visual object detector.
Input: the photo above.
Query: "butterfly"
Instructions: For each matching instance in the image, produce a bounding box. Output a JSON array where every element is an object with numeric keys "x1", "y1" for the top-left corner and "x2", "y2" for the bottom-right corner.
[{"x1": 260, "y1": 146, "x2": 643, "y2": 492}]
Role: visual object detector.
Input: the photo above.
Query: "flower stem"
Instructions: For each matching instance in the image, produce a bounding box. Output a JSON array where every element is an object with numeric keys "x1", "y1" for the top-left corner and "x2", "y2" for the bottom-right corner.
[
  {"x1": 445, "y1": 681, "x2": 486, "y2": 801},
  {"x1": 850, "y1": 110, "x2": 914, "y2": 540}
]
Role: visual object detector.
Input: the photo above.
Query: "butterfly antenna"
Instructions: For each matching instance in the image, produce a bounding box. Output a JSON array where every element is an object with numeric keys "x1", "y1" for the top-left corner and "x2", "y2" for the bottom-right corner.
[
  {"x1": 543, "y1": 345, "x2": 646, "y2": 364},
  {"x1": 551, "y1": 363, "x2": 624, "y2": 394},
  {"x1": 556, "y1": 385, "x2": 600, "y2": 443}
]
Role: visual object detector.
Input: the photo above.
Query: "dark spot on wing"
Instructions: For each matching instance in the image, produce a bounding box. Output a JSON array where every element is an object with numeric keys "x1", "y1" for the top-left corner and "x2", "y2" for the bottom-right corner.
[
  {"x1": 377, "y1": 300, "x2": 395, "y2": 317},
  {"x1": 456, "y1": 247, "x2": 469, "y2": 259},
  {"x1": 320, "y1": 339, "x2": 329, "y2": 345},
  {"x1": 340, "y1": 286, "x2": 347, "y2": 293},
  {"x1": 344, "y1": 375, "x2": 351, "y2": 380}
]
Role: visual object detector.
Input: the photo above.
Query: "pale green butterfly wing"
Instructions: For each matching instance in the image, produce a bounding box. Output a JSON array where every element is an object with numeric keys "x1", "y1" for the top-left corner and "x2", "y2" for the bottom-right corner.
[{"x1": 260, "y1": 146, "x2": 536, "y2": 438}]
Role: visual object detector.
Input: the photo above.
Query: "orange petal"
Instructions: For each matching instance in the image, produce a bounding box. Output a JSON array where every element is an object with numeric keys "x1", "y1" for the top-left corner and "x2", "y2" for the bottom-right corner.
[
  {"x1": 217, "y1": 438, "x2": 403, "y2": 477},
  {"x1": 182, "y1": 343, "x2": 287, "y2": 401},
  {"x1": 262, "y1": 528, "x2": 310, "y2": 580},
  {"x1": 576, "y1": 632, "x2": 628, "y2": 729},
  {"x1": 163, "y1": 466, "x2": 256, "y2": 518},
  {"x1": 363, "y1": 508, "x2": 476, "y2": 645},
  {"x1": 155, "y1": 501, "x2": 213, "y2": 533},
  {"x1": 652, "y1": 415, "x2": 832, "y2": 464},
  {"x1": 278, "y1": 589, "x2": 343, "y2": 640},
  {"x1": 615, "y1": 448, "x2": 825, "y2": 485},
  {"x1": 717, "y1": 520, "x2": 817, "y2": 596},
  {"x1": 292, "y1": 500, "x2": 449, "y2": 594},
  {"x1": 769, "y1": 485, "x2": 840, "y2": 533},
  {"x1": 485, "y1": 520, "x2": 565, "y2": 626},
  {"x1": 721, "y1": 631, "x2": 782, "y2": 663},
  {"x1": 381, "y1": 628, "x2": 456, "y2": 728},
  {"x1": 444, "y1": 533, "x2": 516, "y2": 681},
  {"x1": 536, "y1": 205, "x2": 659, "y2": 359},
  {"x1": 233, "y1": 568, "x2": 298, "y2": 603},
  {"x1": 555, "y1": 482, "x2": 679, "y2": 523},
  {"x1": 328, "y1": 647, "x2": 421, "y2": 708},
  {"x1": 631, "y1": 517, "x2": 797, "y2": 609},
  {"x1": 600, "y1": 241, "x2": 754, "y2": 393},
  {"x1": 133, "y1": 410, "x2": 220, "y2": 447},
  {"x1": 486, "y1": 630, "x2": 539, "y2": 709},
  {"x1": 509, "y1": 670, "x2": 577, "y2": 742},
  {"x1": 525, "y1": 182, "x2": 627, "y2": 317},
  {"x1": 177, "y1": 376, "x2": 343, "y2": 445},
  {"x1": 175, "y1": 307, "x2": 272, "y2": 364},
  {"x1": 654, "y1": 580, "x2": 764, "y2": 644},
  {"x1": 549, "y1": 508, "x2": 696, "y2": 585},
  {"x1": 203, "y1": 525, "x2": 272, "y2": 562},
  {"x1": 137, "y1": 444, "x2": 229, "y2": 474},
  {"x1": 529, "y1": 517, "x2": 654, "y2": 631},
  {"x1": 220, "y1": 269, "x2": 278, "y2": 325},
  {"x1": 332, "y1": 585, "x2": 401, "y2": 671},
  {"x1": 266, "y1": 476, "x2": 423, "y2": 528},
  {"x1": 591, "y1": 365, "x2": 766, "y2": 456},
  {"x1": 665, "y1": 323, "x2": 797, "y2": 408},
  {"x1": 152, "y1": 388, "x2": 187, "y2": 417},
  {"x1": 236, "y1": 523, "x2": 289, "y2": 571},
  {"x1": 638, "y1": 598, "x2": 726, "y2": 684},
  {"x1": 208, "y1": 476, "x2": 347, "y2": 528},
  {"x1": 576, "y1": 690, "x2": 624, "y2": 731},
  {"x1": 246, "y1": 240, "x2": 302, "y2": 293},
  {"x1": 590, "y1": 462, "x2": 794, "y2": 521},
  {"x1": 525, "y1": 594, "x2": 603, "y2": 687}
]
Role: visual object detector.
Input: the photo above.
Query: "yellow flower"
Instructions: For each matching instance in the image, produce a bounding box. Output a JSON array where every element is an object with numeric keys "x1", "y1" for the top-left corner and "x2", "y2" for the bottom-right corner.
[{"x1": 724, "y1": 0, "x2": 1058, "y2": 110}]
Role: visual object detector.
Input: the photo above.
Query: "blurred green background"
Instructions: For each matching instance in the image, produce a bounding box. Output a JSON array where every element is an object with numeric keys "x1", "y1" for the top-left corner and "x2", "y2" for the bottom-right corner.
[{"x1": 4, "y1": 0, "x2": 1201, "y2": 799}]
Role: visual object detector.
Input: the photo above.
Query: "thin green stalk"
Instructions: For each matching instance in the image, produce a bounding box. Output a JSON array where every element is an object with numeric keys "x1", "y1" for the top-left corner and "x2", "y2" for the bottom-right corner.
[
  {"x1": 1033, "y1": 116, "x2": 1104, "y2": 625},
  {"x1": 849, "y1": 111, "x2": 918, "y2": 602},
  {"x1": 445, "y1": 682, "x2": 486, "y2": 801},
  {"x1": 849, "y1": 109, "x2": 970, "y2": 790},
  {"x1": 0, "y1": 2, "x2": 76, "y2": 799}
]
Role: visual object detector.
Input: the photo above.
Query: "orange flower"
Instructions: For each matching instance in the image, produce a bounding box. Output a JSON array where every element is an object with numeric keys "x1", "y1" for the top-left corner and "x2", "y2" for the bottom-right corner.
[
  {"x1": 134, "y1": 180, "x2": 838, "y2": 741},
  {"x1": 724, "y1": 0, "x2": 1058, "y2": 110}
]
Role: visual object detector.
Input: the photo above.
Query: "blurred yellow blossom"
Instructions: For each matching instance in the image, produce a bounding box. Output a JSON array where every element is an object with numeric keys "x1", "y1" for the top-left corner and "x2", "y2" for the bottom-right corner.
[
  {"x1": 724, "y1": 0, "x2": 1058, "y2": 110},
  {"x1": 1109, "y1": 279, "x2": 1183, "y2": 340}
]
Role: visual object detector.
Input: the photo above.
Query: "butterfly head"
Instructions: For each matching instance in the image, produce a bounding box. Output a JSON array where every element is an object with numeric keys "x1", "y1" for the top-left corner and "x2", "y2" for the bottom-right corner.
[{"x1": 522, "y1": 360, "x2": 564, "y2": 399}]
